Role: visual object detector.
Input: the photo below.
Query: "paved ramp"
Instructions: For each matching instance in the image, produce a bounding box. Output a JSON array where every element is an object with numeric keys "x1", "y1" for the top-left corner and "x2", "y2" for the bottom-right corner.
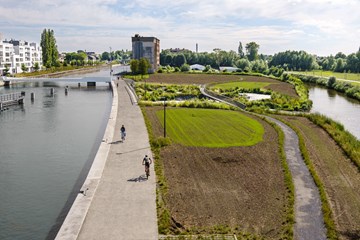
[{"x1": 76, "y1": 79, "x2": 158, "y2": 239}]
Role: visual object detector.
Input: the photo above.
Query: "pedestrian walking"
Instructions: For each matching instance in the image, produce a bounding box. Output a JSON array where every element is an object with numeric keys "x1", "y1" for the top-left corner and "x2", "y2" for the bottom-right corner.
[{"x1": 120, "y1": 125, "x2": 126, "y2": 142}]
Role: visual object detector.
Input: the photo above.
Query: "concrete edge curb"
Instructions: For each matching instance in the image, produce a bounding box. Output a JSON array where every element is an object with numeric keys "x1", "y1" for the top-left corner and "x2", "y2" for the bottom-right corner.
[{"x1": 55, "y1": 80, "x2": 118, "y2": 240}]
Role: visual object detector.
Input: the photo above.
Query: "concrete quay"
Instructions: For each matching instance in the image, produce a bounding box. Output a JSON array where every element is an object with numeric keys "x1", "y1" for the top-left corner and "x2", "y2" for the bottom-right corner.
[{"x1": 56, "y1": 79, "x2": 158, "y2": 239}]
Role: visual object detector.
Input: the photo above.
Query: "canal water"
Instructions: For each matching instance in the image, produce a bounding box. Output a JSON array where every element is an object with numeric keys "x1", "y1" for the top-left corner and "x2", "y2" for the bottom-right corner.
[
  {"x1": 0, "y1": 67, "x2": 118, "y2": 240},
  {"x1": 308, "y1": 84, "x2": 360, "y2": 140}
]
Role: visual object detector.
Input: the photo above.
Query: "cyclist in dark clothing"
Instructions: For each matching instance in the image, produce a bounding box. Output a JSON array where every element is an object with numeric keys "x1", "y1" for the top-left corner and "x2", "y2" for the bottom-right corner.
[{"x1": 142, "y1": 155, "x2": 152, "y2": 177}]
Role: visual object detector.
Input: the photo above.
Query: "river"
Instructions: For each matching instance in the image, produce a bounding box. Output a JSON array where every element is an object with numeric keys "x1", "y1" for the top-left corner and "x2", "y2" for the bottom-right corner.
[
  {"x1": 0, "y1": 71, "x2": 359, "y2": 240},
  {"x1": 308, "y1": 84, "x2": 360, "y2": 140},
  {"x1": 0, "y1": 66, "x2": 122, "y2": 240}
]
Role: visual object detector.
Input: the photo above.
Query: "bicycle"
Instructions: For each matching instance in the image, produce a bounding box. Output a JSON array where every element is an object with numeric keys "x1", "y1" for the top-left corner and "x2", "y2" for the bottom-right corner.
[{"x1": 142, "y1": 155, "x2": 152, "y2": 179}]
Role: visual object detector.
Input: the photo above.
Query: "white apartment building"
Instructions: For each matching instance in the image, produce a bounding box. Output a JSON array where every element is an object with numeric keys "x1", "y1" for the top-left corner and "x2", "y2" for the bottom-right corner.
[{"x1": 0, "y1": 34, "x2": 42, "y2": 75}]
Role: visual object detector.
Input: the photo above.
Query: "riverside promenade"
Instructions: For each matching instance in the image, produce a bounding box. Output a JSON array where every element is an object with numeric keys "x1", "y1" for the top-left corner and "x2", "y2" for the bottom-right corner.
[{"x1": 56, "y1": 79, "x2": 158, "y2": 239}]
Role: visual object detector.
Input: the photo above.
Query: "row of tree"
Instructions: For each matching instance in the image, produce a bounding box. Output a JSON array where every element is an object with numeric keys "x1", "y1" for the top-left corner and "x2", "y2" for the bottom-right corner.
[
  {"x1": 39, "y1": 30, "x2": 359, "y2": 74},
  {"x1": 269, "y1": 49, "x2": 360, "y2": 73},
  {"x1": 159, "y1": 43, "x2": 360, "y2": 74},
  {"x1": 40, "y1": 29, "x2": 59, "y2": 68},
  {"x1": 159, "y1": 41, "x2": 263, "y2": 69},
  {"x1": 129, "y1": 58, "x2": 151, "y2": 75},
  {"x1": 101, "y1": 50, "x2": 132, "y2": 64}
]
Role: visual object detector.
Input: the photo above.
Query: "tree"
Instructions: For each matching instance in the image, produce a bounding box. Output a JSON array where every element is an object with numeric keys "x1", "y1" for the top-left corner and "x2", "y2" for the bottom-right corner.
[
  {"x1": 235, "y1": 58, "x2": 251, "y2": 71},
  {"x1": 174, "y1": 54, "x2": 186, "y2": 67},
  {"x1": 335, "y1": 58, "x2": 345, "y2": 72},
  {"x1": 34, "y1": 62, "x2": 40, "y2": 71},
  {"x1": 245, "y1": 42, "x2": 260, "y2": 61},
  {"x1": 101, "y1": 52, "x2": 110, "y2": 61},
  {"x1": 180, "y1": 63, "x2": 190, "y2": 72},
  {"x1": 130, "y1": 59, "x2": 139, "y2": 74},
  {"x1": 3, "y1": 65, "x2": 10, "y2": 76},
  {"x1": 328, "y1": 76, "x2": 336, "y2": 88},
  {"x1": 335, "y1": 52, "x2": 346, "y2": 59},
  {"x1": 40, "y1": 29, "x2": 59, "y2": 67},
  {"x1": 138, "y1": 58, "x2": 150, "y2": 75},
  {"x1": 21, "y1": 63, "x2": 28, "y2": 72},
  {"x1": 238, "y1": 41, "x2": 244, "y2": 58}
]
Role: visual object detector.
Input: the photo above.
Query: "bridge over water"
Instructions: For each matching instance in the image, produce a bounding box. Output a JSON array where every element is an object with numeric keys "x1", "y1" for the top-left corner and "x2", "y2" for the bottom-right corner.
[{"x1": 1, "y1": 76, "x2": 112, "y2": 87}]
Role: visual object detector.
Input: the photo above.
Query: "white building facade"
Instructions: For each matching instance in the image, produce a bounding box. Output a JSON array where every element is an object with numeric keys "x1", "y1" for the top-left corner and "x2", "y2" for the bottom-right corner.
[{"x1": 0, "y1": 35, "x2": 42, "y2": 75}]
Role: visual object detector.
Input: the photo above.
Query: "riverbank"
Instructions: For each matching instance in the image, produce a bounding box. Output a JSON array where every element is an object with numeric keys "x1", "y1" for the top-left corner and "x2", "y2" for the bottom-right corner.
[{"x1": 55, "y1": 78, "x2": 158, "y2": 240}]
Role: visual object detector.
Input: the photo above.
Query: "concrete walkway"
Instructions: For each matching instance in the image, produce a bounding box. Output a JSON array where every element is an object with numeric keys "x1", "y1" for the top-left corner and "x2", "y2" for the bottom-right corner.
[
  {"x1": 56, "y1": 79, "x2": 158, "y2": 240},
  {"x1": 265, "y1": 116, "x2": 326, "y2": 240},
  {"x1": 77, "y1": 79, "x2": 158, "y2": 239}
]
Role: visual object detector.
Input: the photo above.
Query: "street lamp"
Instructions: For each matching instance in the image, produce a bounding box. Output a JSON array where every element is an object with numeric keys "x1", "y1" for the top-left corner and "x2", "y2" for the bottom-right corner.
[{"x1": 161, "y1": 96, "x2": 167, "y2": 138}]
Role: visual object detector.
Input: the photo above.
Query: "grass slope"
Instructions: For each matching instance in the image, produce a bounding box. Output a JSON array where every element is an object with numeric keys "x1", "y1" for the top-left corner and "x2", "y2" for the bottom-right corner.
[{"x1": 156, "y1": 108, "x2": 264, "y2": 147}]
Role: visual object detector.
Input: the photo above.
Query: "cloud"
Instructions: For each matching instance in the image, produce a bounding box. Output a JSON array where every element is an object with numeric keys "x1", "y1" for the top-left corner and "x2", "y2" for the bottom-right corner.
[{"x1": 0, "y1": 0, "x2": 359, "y2": 55}]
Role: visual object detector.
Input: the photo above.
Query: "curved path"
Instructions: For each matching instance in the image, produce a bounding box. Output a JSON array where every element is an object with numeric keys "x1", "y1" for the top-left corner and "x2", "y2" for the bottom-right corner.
[
  {"x1": 56, "y1": 79, "x2": 158, "y2": 239},
  {"x1": 200, "y1": 87, "x2": 326, "y2": 239},
  {"x1": 264, "y1": 116, "x2": 326, "y2": 240}
]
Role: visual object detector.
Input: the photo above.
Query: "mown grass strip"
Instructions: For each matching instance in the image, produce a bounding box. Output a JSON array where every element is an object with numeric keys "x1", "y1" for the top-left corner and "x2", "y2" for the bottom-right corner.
[
  {"x1": 155, "y1": 108, "x2": 264, "y2": 148},
  {"x1": 274, "y1": 116, "x2": 338, "y2": 240}
]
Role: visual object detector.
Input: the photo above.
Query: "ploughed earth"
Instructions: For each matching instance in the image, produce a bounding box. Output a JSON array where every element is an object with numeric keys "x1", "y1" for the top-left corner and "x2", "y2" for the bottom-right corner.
[{"x1": 145, "y1": 107, "x2": 289, "y2": 238}]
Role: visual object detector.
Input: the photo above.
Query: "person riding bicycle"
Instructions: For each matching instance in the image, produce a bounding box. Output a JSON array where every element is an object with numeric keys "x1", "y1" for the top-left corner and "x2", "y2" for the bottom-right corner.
[
  {"x1": 142, "y1": 155, "x2": 152, "y2": 176},
  {"x1": 120, "y1": 125, "x2": 126, "y2": 141}
]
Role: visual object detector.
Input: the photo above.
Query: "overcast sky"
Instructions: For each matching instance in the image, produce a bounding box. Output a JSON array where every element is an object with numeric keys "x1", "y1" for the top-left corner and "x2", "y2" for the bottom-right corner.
[{"x1": 1, "y1": 0, "x2": 359, "y2": 56}]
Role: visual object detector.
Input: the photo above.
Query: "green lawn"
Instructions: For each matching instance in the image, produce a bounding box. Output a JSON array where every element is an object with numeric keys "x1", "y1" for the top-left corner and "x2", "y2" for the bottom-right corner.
[
  {"x1": 291, "y1": 70, "x2": 360, "y2": 81},
  {"x1": 211, "y1": 81, "x2": 272, "y2": 90},
  {"x1": 156, "y1": 108, "x2": 264, "y2": 147}
]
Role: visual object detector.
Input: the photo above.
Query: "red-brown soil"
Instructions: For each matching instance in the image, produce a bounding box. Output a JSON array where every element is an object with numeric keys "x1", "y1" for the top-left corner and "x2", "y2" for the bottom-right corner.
[{"x1": 145, "y1": 107, "x2": 288, "y2": 238}]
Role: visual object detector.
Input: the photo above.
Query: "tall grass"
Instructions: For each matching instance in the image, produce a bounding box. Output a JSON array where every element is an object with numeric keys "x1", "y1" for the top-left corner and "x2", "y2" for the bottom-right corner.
[
  {"x1": 140, "y1": 107, "x2": 171, "y2": 234},
  {"x1": 307, "y1": 113, "x2": 360, "y2": 171}
]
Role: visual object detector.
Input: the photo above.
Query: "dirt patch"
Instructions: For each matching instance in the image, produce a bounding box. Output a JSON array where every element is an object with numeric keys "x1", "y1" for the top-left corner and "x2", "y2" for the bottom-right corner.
[
  {"x1": 145, "y1": 106, "x2": 288, "y2": 238},
  {"x1": 146, "y1": 73, "x2": 297, "y2": 97},
  {"x1": 277, "y1": 115, "x2": 360, "y2": 240}
]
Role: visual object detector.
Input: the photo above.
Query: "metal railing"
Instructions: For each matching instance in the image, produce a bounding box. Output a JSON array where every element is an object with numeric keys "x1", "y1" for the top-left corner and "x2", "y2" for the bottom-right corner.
[{"x1": 0, "y1": 92, "x2": 23, "y2": 103}]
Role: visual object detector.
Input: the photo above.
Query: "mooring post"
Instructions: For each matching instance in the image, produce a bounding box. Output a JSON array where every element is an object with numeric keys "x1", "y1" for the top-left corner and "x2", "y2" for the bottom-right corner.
[
  {"x1": 31, "y1": 92, "x2": 35, "y2": 101},
  {"x1": 65, "y1": 86, "x2": 68, "y2": 95},
  {"x1": 50, "y1": 88, "x2": 54, "y2": 95}
]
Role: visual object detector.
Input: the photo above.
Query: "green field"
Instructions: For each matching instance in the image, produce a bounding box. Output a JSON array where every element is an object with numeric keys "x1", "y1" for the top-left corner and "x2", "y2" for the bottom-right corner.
[
  {"x1": 291, "y1": 70, "x2": 360, "y2": 81},
  {"x1": 156, "y1": 108, "x2": 264, "y2": 147},
  {"x1": 211, "y1": 81, "x2": 272, "y2": 90}
]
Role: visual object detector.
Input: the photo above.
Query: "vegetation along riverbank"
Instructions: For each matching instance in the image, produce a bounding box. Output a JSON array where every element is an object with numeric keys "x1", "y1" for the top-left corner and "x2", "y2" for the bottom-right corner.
[{"x1": 133, "y1": 70, "x2": 360, "y2": 239}]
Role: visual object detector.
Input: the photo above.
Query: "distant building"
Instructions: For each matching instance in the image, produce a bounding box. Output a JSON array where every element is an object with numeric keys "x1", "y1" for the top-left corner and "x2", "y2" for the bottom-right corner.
[
  {"x1": 0, "y1": 35, "x2": 42, "y2": 75},
  {"x1": 190, "y1": 64, "x2": 205, "y2": 71},
  {"x1": 219, "y1": 66, "x2": 239, "y2": 72},
  {"x1": 131, "y1": 34, "x2": 160, "y2": 73}
]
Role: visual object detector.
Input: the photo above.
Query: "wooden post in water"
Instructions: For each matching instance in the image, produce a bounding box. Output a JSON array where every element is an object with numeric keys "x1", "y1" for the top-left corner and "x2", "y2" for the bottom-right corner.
[
  {"x1": 31, "y1": 92, "x2": 35, "y2": 101},
  {"x1": 50, "y1": 88, "x2": 55, "y2": 95}
]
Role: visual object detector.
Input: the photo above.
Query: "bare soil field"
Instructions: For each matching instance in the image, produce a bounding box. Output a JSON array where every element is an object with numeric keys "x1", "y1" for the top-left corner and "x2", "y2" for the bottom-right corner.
[
  {"x1": 146, "y1": 73, "x2": 298, "y2": 97},
  {"x1": 144, "y1": 106, "x2": 289, "y2": 238},
  {"x1": 277, "y1": 115, "x2": 360, "y2": 240}
]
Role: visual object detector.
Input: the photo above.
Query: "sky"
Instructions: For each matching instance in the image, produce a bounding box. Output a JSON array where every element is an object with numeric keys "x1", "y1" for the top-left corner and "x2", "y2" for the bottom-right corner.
[{"x1": 0, "y1": 0, "x2": 359, "y2": 56}]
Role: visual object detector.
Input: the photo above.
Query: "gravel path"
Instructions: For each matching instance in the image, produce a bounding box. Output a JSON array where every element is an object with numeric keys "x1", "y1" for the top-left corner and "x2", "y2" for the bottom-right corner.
[
  {"x1": 265, "y1": 116, "x2": 327, "y2": 240},
  {"x1": 200, "y1": 87, "x2": 327, "y2": 239}
]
